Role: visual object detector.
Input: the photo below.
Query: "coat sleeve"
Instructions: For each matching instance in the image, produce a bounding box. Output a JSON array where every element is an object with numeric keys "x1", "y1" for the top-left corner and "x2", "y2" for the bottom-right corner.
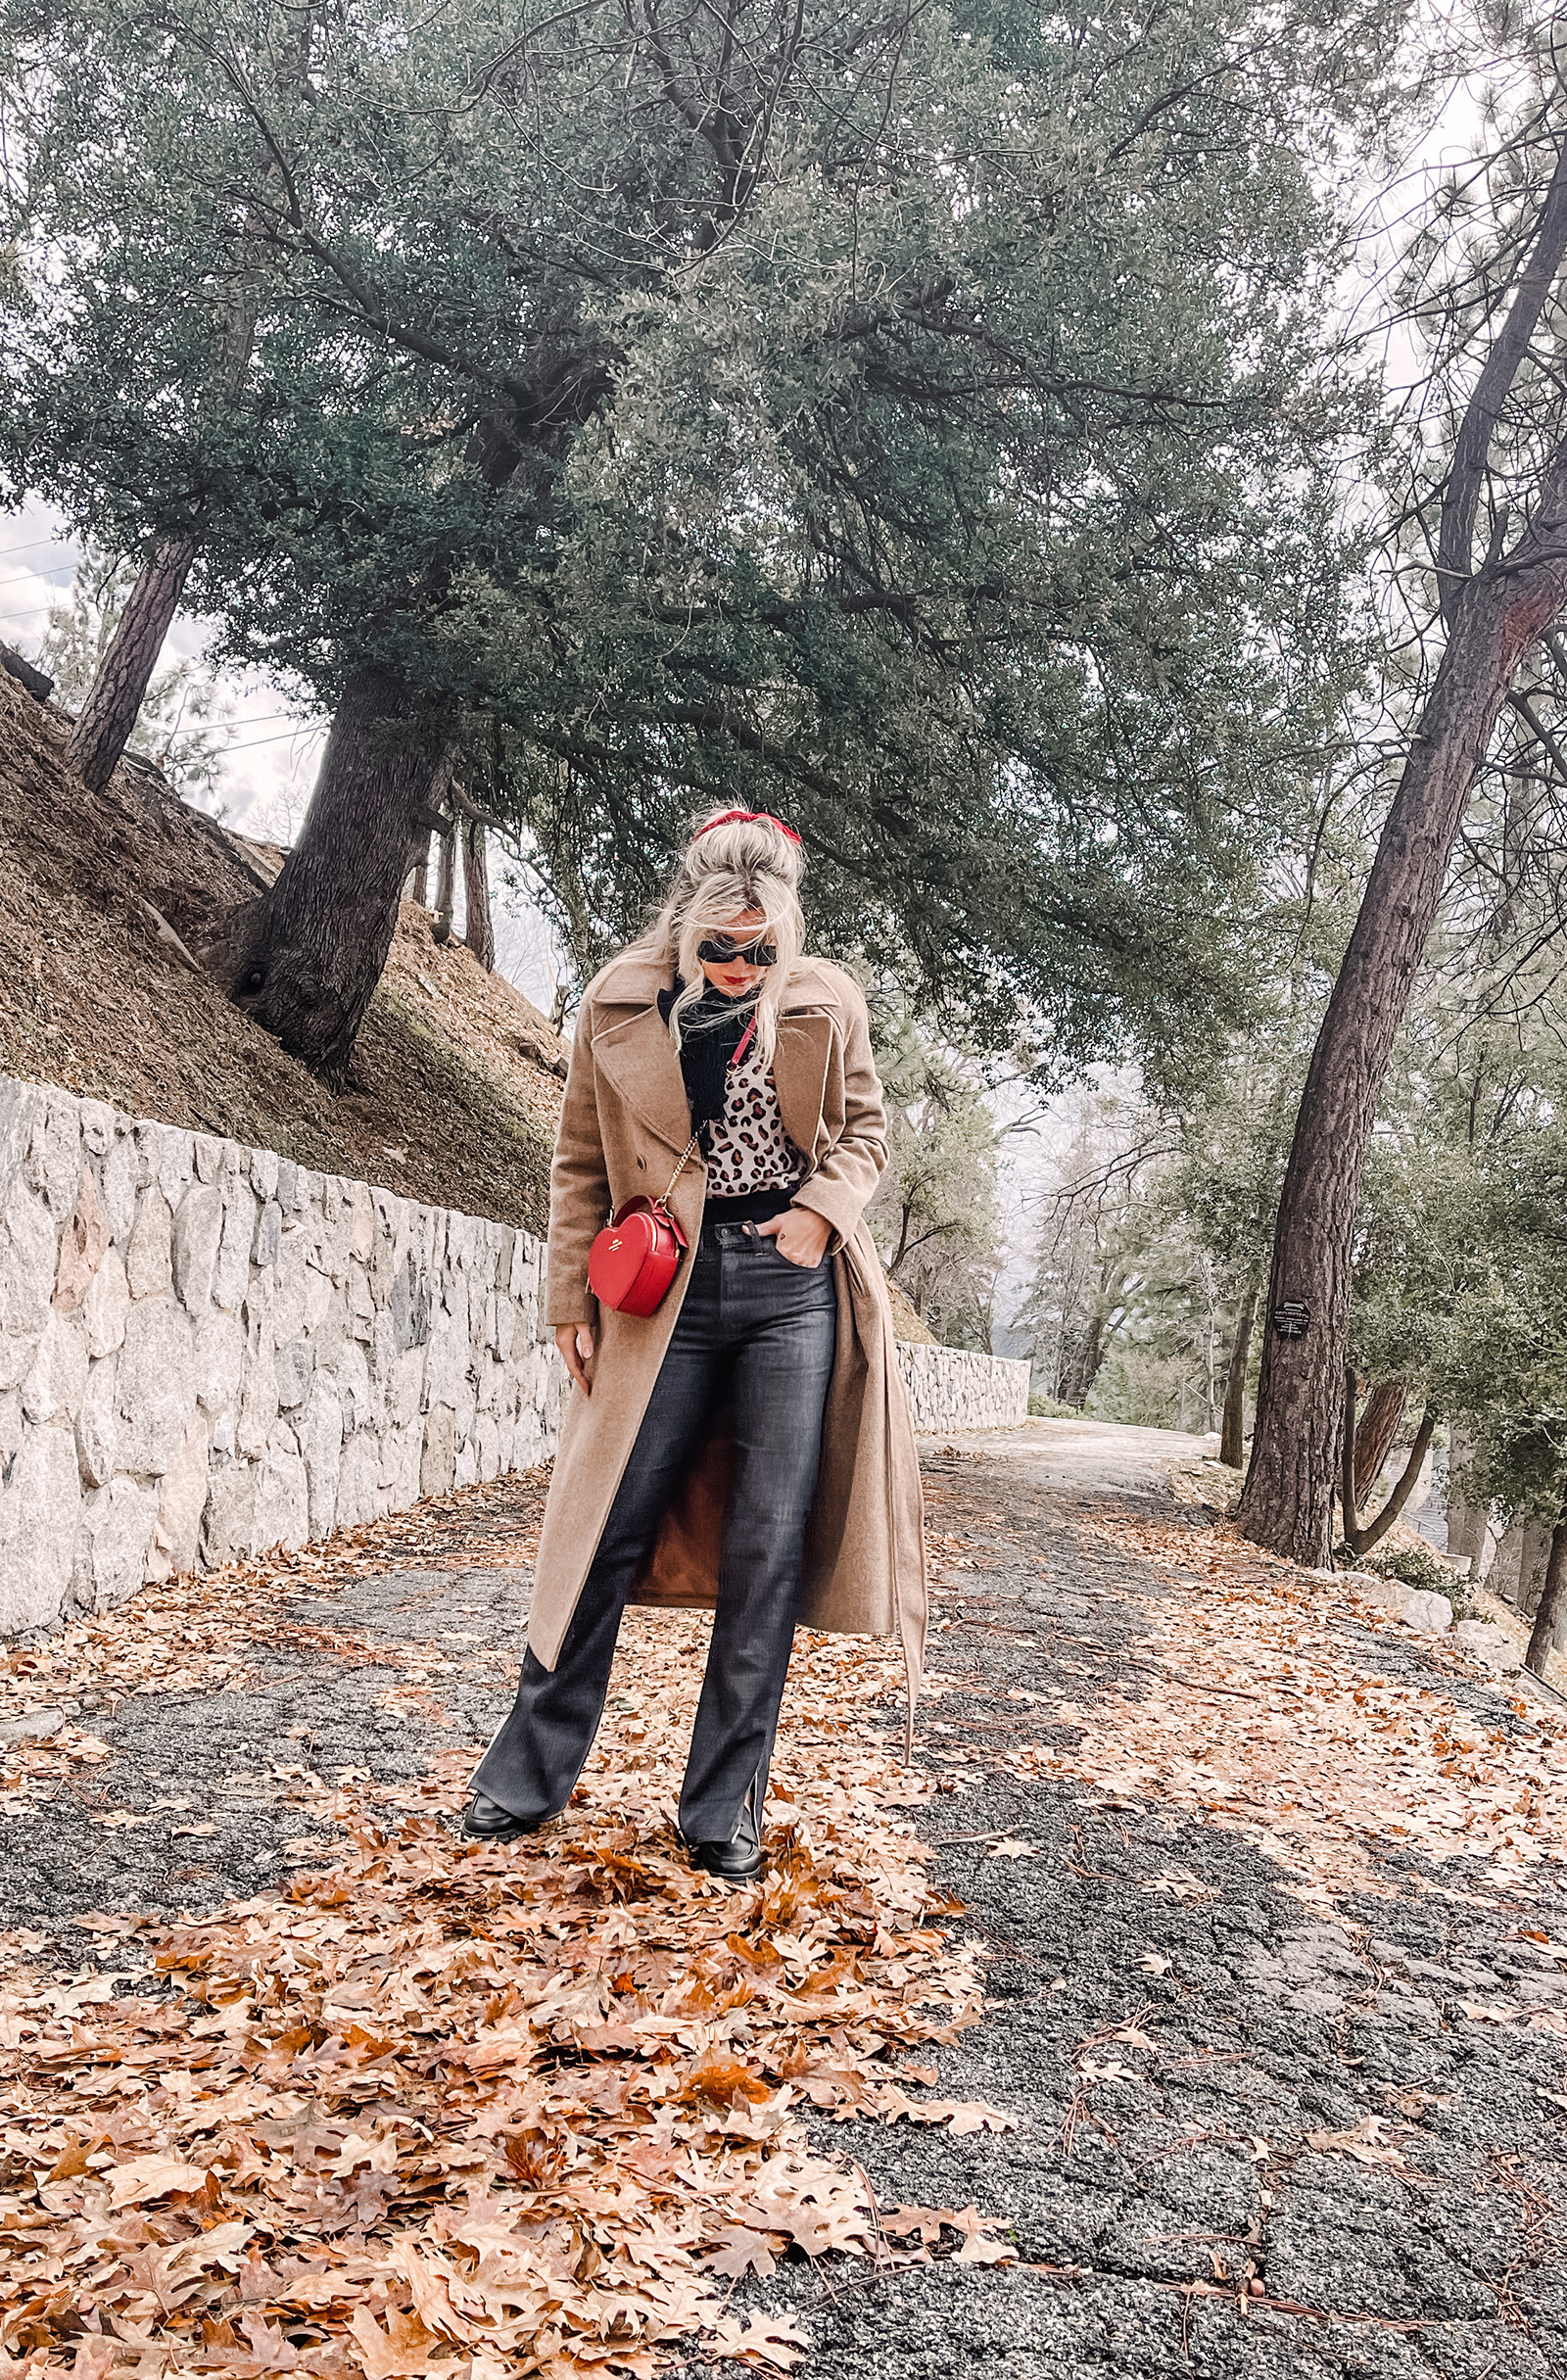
[
  {"x1": 546, "y1": 997, "x2": 611, "y2": 1325},
  {"x1": 790, "y1": 987, "x2": 888, "y2": 1247}
]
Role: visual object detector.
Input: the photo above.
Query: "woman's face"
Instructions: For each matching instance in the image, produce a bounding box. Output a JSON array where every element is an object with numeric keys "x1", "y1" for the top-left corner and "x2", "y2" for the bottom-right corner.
[{"x1": 698, "y1": 905, "x2": 773, "y2": 997}]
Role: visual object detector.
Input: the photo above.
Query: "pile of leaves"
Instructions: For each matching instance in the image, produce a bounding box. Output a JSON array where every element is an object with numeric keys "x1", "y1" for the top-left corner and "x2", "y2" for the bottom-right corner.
[
  {"x1": 0, "y1": 1481, "x2": 1016, "y2": 2378},
  {"x1": 1000, "y1": 1510, "x2": 1567, "y2": 1926}
]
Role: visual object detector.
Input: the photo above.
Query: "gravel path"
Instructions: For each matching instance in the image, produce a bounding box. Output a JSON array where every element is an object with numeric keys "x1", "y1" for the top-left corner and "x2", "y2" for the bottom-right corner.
[{"x1": 4, "y1": 1421, "x2": 1564, "y2": 2379}]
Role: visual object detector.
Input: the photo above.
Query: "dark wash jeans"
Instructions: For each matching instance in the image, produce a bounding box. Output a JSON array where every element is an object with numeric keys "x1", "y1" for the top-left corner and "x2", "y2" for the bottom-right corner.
[{"x1": 474, "y1": 1219, "x2": 837, "y2": 1847}]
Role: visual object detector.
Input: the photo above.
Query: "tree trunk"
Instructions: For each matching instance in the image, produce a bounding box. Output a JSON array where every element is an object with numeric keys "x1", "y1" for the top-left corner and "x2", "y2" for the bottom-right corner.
[
  {"x1": 409, "y1": 837, "x2": 431, "y2": 906},
  {"x1": 1525, "y1": 1511, "x2": 1567, "y2": 1678},
  {"x1": 463, "y1": 818, "x2": 496, "y2": 970},
  {"x1": 64, "y1": 538, "x2": 199, "y2": 791},
  {"x1": 432, "y1": 818, "x2": 457, "y2": 945},
  {"x1": 1065, "y1": 1309, "x2": 1106, "y2": 1409},
  {"x1": 1443, "y1": 1428, "x2": 1490, "y2": 1572},
  {"x1": 1345, "y1": 1405, "x2": 1438, "y2": 1559},
  {"x1": 1218, "y1": 1266, "x2": 1260, "y2": 1467},
  {"x1": 1353, "y1": 1379, "x2": 1408, "y2": 1506},
  {"x1": 1238, "y1": 461, "x2": 1567, "y2": 1564},
  {"x1": 1239, "y1": 134, "x2": 1567, "y2": 1570},
  {"x1": 215, "y1": 666, "x2": 452, "y2": 1087}
]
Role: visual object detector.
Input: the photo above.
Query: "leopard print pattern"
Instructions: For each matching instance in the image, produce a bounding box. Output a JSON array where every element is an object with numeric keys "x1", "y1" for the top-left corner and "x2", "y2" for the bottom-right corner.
[{"x1": 703, "y1": 1043, "x2": 806, "y2": 1195}]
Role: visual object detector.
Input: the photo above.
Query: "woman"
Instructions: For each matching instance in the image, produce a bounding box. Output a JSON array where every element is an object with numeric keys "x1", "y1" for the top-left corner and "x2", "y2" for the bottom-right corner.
[{"x1": 464, "y1": 808, "x2": 926, "y2": 1880}]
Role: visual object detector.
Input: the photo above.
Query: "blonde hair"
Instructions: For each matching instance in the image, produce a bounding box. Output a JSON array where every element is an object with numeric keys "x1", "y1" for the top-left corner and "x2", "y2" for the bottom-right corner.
[{"x1": 630, "y1": 807, "x2": 807, "y2": 1066}]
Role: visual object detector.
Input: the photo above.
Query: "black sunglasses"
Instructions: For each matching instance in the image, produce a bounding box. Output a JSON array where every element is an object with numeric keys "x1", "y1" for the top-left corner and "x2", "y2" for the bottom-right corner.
[{"x1": 697, "y1": 933, "x2": 778, "y2": 967}]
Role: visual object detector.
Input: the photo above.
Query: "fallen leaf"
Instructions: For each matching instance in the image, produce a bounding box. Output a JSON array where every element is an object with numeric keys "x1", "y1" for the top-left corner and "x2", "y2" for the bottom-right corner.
[
  {"x1": 703, "y1": 2310, "x2": 813, "y2": 2370},
  {"x1": 1304, "y1": 2116, "x2": 1404, "y2": 2168},
  {"x1": 107, "y1": 2152, "x2": 211, "y2": 2206}
]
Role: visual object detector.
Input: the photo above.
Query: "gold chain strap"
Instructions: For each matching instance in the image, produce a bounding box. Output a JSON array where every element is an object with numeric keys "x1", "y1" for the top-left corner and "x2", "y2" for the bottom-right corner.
[{"x1": 657, "y1": 1131, "x2": 702, "y2": 1210}]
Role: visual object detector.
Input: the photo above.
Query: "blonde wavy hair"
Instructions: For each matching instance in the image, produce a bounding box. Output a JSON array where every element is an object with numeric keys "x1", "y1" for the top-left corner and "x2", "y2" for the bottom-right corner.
[{"x1": 630, "y1": 807, "x2": 807, "y2": 1067}]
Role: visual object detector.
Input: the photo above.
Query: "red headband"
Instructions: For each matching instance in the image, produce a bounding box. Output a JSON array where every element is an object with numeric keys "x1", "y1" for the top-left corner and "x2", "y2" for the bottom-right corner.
[{"x1": 693, "y1": 808, "x2": 802, "y2": 847}]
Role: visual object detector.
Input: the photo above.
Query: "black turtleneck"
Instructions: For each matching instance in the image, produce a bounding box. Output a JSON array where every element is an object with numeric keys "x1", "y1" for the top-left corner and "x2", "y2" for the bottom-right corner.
[{"x1": 656, "y1": 979, "x2": 758, "y2": 1151}]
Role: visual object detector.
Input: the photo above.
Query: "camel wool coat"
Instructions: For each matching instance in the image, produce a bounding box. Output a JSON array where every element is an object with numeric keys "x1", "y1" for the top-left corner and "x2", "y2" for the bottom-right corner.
[{"x1": 530, "y1": 951, "x2": 926, "y2": 1724}]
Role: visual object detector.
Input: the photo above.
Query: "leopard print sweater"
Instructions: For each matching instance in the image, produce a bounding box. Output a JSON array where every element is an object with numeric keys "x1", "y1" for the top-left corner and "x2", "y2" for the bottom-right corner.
[{"x1": 702, "y1": 1038, "x2": 806, "y2": 1197}]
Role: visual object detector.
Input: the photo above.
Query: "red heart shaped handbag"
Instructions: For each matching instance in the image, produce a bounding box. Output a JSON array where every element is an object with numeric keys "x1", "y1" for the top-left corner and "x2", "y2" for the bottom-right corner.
[{"x1": 588, "y1": 1132, "x2": 701, "y2": 1316}]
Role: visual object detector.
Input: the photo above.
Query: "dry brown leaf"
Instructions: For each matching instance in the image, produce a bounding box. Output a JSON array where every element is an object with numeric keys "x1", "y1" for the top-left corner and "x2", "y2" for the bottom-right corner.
[{"x1": 106, "y1": 2151, "x2": 212, "y2": 2206}]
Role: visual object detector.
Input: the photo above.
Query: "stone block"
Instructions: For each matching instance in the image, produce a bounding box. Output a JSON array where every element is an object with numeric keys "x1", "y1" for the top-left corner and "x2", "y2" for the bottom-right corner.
[
  {"x1": 335, "y1": 1430, "x2": 384, "y2": 1529},
  {"x1": 28, "y1": 1096, "x2": 83, "y2": 1218},
  {"x1": 335, "y1": 1339, "x2": 371, "y2": 1437},
  {"x1": 0, "y1": 1082, "x2": 43, "y2": 1215},
  {"x1": 385, "y1": 1420, "x2": 422, "y2": 1507},
  {"x1": 238, "y1": 1274, "x2": 279, "y2": 1460},
  {"x1": 71, "y1": 1472, "x2": 157, "y2": 1615},
  {"x1": 116, "y1": 1298, "x2": 195, "y2": 1475},
  {"x1": 255, "y1": 1430, "x2": 309, "y2": 1549},
  {"x1": 390, "y1": 1252, "x2": 432, "y2": 1355},
  {"x1": 0, "y1": 1391, "x2": 21, "y2": 1468},
  {"x1": 1453, "y1": 1618, "x2": 1514, "y2": 1669},
  {"x1": 155, "y1": 1125, "x2": 194, "y2": 1210},
  {"x1": 276, "y1": 1158, "x2": 300, "y2": 1212},
  {"x1": 300, "y1": 1371, "x2": 343, "y2": 1538},
  {"x1": 76, "y1": 1355, "x2": 119, "y2": 1489},
  {"x1": 1351, "y1": 1572, "x2": 1454, "y2": 1633},
  {"x1": 253, "y1": 1199, "x2": 283, "y2": 1268},
  {"x1": 23, "y1": 1307, "x2": 88, "y2": 1423},
  {"x1": 193, "y1": 1309, "x2": 245, "y2": 1415},
  {"x1": 126, "y1": 1189, "x2": 173, "y2": 1301},
  {"x1": 0, "y1": 1187, "x2": 58, "y2": 1391},
  {"x1": 0, "y1": 1422, "x2": 82, "y2": 1631},
  {"x1": 100, "y1": 1129, "x2": 139, "y2": 1242},
  {"x1": 214, "y1": 1182, "x2": 259, "y2": 1311},
  {"x1": 351, "y1": 1184, "x2": 374, "y2": 1263},
  {"x1": 304, "y1": 1265, "x2": 335, "y2": 1336},
  {"x1": 148, "y1": 1411, "x2": 211, "y2": 1581},
  {"x1": 275, "y1": 1338, "x2": 314, "y2": 1410},
  {"x1": 273, "y1": 1223, "x2": 308, "y2": 1342},
  {"x1": 172, "y1": 1183, "x2": 223, "y2": 1310},
  {"x1": 201, "y1": 1460, "x2": 257, "y2": 1563},
  {"x1": 84, "y1": 1248, "x2": 130, "y2": 1358},
  {"x1": 52, "y1": 1166, "x2": 110, "y2": 1313},
  {"x1": 494, "y1": 1296, "x2": 516, "y2": 1363},
  {"x1": 193, "y1": 1132, "x2": 222, "y2": 1184},
  {"x1": 250, "y1": 1147, "x2": 279, "y2": 1202},
  {"x1": 420, "y1": 1405, "x2": 456, "y2": 1498},
  {"x1": 78, "y1": 1100, "x2": 113, "y2": 1158}
]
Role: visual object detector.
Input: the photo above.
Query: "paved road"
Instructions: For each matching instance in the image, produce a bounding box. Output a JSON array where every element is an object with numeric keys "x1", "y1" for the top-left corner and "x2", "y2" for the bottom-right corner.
[
  {"x1": 921, "y1": 1415, "x2": 1220, "y2": 1496},
  {"x1": 5, "y1": 1428, "x2": 1565, "y2": 2379}
]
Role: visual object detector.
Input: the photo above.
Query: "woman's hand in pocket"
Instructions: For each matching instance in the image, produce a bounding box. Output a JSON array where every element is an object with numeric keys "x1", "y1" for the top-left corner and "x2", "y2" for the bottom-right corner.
[
  {"x1": 756, "y1": 1208, "x2": 831, "y2": 1266},
  {"x1": 555, "y1": 1322, "x2": 596, "y2": 1394}
]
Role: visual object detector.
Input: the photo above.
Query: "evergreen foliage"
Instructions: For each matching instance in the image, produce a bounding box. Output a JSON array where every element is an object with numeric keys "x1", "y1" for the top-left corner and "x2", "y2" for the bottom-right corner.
[{"x1": 0, "y1": 0, "x2": 1396, "y2": 1072}]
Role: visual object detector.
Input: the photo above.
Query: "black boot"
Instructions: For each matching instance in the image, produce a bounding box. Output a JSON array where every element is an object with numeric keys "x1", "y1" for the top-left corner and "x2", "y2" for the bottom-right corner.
[
  {"x1": 686, "y1": 1835, "x2": 763, "y2": 1883},
  {"x1": 462, "y1": 1791, "x2": 549, "y2": 1843}
]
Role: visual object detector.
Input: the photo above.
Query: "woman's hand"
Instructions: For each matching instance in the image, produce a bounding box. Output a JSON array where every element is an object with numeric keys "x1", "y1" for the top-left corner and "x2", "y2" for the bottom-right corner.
[
  {"x1": 555, "y1": 1322, "x2": 596, "y2": 1395},
  {"x1": 756, "y1": 1207, "x2": 832, "y2": 1267}
]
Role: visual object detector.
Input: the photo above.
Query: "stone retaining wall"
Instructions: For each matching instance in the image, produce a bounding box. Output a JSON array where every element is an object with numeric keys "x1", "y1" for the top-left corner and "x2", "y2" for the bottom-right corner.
[
  {"x1": 0, "y1": 1069, "x2": 1032, "y2": 1636},
  {"x1": 896, "y1": 1343, "x2": 1030, "y2": 1434},
  {"x1": 0, "y1": 1077, "x2": 561, "y2": 1635}
]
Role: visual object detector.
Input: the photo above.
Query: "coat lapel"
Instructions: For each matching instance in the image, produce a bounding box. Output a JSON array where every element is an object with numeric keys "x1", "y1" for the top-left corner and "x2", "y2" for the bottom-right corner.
[
  {"x1": 593, "y1": 1001, "x2": 694, "y2": 1160},
  {"x1": 591, "y1": 958, "x2": 838, "y2": 1163},
  {"x1": 772, "y1": 1011, "x2": 835, "y2": 1160}
]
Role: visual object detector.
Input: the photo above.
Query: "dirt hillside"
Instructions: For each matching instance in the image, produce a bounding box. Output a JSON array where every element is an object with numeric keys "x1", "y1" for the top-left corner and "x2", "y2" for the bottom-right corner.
[{"x1": 0, "y1": 672, "x2": 564, "y2": 1233}]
